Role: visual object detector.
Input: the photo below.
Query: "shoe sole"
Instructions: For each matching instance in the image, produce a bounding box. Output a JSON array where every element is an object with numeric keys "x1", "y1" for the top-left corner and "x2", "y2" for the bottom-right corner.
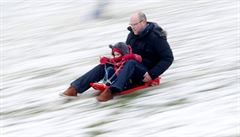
[{"x1": 59, "y1": 92, "x2": 79, "y2": 99}]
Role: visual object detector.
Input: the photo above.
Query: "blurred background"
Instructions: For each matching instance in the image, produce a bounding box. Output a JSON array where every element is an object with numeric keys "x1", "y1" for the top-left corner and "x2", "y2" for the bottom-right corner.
[{"x1": 0, "y1": 0, "x2": 239, "y2": 137}]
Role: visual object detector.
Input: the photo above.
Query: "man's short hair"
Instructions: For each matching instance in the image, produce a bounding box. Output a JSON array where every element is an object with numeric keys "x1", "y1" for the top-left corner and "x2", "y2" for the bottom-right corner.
[{"x1": 138, "y1": 12, "x2": 147, "y2": 21}]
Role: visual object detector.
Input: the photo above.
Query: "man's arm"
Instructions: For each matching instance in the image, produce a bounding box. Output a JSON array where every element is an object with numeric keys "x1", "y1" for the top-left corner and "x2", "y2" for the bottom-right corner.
[{"x1": 148, "y1": 37, "x2": 174, "y2": 79}]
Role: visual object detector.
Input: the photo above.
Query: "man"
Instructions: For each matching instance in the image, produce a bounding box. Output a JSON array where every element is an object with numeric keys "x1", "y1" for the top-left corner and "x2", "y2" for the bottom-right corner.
[
  {"x1": 62, "y1": 12, "x2": 174, "y2": 102},
  {"x1": 126, "y1": 12, "x2": 173, "y2": 83}
]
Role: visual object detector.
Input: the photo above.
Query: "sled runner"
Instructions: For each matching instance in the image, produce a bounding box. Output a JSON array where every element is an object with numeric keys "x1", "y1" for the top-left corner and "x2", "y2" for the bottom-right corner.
[{"x1": 90, "y1": 77, "x2": 160, "y2": 95}]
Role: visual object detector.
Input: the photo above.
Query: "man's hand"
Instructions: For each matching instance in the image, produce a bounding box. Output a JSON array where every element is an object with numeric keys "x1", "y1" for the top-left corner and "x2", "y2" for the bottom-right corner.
[{"x1": 143, "y1": 72, "x2": 152, "y2": 82}]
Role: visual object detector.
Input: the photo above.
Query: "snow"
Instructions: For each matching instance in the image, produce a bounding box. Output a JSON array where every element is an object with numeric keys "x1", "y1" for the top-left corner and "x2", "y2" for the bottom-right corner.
[{"x1": 1, "y1": 0, "x2": 239, "y2": 137}]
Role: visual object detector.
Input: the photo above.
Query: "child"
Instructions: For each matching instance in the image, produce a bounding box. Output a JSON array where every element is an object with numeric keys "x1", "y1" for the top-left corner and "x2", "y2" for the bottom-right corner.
[
  {"x1": 100, "y1": 42, "x2": 142, "y2": 85},
  {"x1": 90, "y1": 42, "x2": 160, "y2": 91},
  {"x1": 91, "y1": 42, "x2": 142, "y2": 91}
]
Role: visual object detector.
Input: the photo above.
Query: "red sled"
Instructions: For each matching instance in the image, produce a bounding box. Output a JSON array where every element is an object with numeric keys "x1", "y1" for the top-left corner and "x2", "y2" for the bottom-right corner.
[{"x1": 90, "y1": 77, "x2": 160, "y2": 95}]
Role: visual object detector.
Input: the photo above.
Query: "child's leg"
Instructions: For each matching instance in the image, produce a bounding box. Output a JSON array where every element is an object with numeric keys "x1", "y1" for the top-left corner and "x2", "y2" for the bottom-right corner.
[{"x1": 103, "y1": 66, "x2": 116, "y2": 85}]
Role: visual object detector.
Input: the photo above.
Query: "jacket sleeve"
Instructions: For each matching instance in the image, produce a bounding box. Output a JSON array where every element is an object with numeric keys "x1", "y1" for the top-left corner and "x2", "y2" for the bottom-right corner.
[
  {"x1": 123, "y1": 53, "x2": 142, "y2": 62},
  {"x1": 148, "y1": 36, "x2": 174, "y2": 79}
]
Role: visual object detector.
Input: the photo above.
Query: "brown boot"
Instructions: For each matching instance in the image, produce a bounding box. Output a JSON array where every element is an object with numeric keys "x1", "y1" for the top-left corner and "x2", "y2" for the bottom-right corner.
[
  {"x1": 61, "y1": 86, "x2": 77, "y2": 96},
  {"x1": 96, "y1": 88, "x2": 113, "y2": 102}
]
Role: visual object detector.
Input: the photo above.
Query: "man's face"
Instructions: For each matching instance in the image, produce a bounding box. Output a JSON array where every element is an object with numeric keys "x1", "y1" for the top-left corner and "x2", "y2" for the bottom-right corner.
[{"x1": 129, "y1": 16, "x2": 145, "y2": 35}]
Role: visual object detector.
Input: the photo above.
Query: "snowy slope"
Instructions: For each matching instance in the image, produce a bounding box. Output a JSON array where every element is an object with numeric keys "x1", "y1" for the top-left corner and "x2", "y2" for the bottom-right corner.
[{"x1": 1, "y1": 0, "x2": 239, "y2": 137}]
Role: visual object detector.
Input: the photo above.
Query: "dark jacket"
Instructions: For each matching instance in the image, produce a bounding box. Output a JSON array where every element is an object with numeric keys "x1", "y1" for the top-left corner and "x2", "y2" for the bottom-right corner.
[{"x1": 126, "y1": 22, "x2": 174, "y2": 79}]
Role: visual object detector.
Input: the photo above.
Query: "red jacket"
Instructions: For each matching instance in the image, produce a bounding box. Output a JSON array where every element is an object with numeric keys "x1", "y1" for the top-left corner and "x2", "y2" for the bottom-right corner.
[{"x1": 100, "y1": 50, "x2": 142, "y2": 74}]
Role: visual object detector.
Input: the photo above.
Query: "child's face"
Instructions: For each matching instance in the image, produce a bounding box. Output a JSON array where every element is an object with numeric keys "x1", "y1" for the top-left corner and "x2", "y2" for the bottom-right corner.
[{"x1": 113, "y1": 51, "x2": 122, "y2": 58}]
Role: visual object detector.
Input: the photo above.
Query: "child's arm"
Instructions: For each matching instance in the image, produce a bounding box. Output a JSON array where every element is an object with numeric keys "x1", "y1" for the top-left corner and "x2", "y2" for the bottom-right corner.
[
  {"x1": 123, "y1": 54, "x2": 142, "y2": 62},
  {"x1": 100, "y1": 56, "x2": 115, "y2": 64}
]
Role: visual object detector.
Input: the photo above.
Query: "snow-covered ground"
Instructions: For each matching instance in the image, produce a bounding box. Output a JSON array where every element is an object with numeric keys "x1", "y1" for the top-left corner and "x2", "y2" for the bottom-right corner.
[{"x1": 1, "y1": 0, "x2": 239, "y2": 137}]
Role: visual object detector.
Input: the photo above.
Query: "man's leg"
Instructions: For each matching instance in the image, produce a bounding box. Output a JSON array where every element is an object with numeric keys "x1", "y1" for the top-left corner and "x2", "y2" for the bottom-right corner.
[
  {"x1": 71, "y1": 64, "x2": 106, "y2": 93},
  {"x1": 62, "y1": 64, "x2": 105, "y2": 96},
  {"x1": 110, "y1": 60, "x2": 147, "y2": 92},
  {"x1": 97, "y1": 60, "x2": 147, "y2": 101}
]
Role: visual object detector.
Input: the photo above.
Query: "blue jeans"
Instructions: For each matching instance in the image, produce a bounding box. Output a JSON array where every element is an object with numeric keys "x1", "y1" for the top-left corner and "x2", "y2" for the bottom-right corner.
[
  {"x1": 110, "y1": 60, "x2": 147, "y2": 92},
  {"x1": 71, "y1": 60, "x2": 147, "y2": 93},
  {"x1": 103, "y1": 66, "x2": 117, "y2": 86}
]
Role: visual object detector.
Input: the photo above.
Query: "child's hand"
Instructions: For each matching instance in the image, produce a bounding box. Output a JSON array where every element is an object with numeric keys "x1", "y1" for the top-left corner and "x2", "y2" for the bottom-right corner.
[
  {"x1": 100, "y1": 56, "x2": 108, "y2": 64},
  {"x1": 134, "y1": 54, "x2": 142, "y2": 62}
]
